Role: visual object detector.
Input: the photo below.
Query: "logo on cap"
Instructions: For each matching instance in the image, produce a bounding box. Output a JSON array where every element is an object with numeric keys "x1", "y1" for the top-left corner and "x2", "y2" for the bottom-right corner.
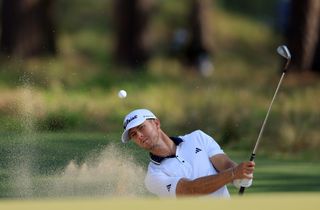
[{"x1": 123, "y1": 115, "x2": 138, "y2": 129}]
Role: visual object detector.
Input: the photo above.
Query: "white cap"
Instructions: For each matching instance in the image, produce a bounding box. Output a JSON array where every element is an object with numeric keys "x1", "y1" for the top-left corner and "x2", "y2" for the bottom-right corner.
[{"x1": 121, "y1": 109, "x2": 157, "y2": 143}]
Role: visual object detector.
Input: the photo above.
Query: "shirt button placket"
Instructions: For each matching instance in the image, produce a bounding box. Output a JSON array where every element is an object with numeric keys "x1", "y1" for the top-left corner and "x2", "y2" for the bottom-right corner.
[{"x1": 176, "y1": 155, "x2": 185, "y2": 163}]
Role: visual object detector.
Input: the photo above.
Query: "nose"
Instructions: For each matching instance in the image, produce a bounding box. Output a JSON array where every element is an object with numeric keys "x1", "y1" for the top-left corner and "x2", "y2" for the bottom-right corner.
[{"x1": 136, "y1": 131, "x2": 144, "y2": 142}]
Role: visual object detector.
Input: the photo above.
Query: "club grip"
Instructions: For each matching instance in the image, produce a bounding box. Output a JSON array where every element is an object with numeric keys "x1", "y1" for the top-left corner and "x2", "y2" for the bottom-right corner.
[{"x1": 238, "y1": 153, "x2": 255, "y2": 195}]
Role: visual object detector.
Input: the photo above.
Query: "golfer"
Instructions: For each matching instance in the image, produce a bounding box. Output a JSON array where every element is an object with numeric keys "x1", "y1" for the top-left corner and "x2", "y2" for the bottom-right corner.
[{"x1": 121, "y1": 108, "x2": 255, "y2": 197}]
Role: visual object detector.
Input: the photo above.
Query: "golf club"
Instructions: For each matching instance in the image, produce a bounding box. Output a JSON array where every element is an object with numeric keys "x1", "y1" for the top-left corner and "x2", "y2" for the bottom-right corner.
[{"x1": 239, "y1": 45, "x2": 291, "y2": 195}]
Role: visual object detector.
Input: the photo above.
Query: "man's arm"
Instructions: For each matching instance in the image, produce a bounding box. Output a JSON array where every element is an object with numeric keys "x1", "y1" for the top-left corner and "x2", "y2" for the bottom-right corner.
[
  {"x1": 210, "y1": 153, "x2": 237, "y2": 171},
  {"x1": 211, "y1": 153, "x2": 255, "y2": 179},
  {"x1": 175, "y1": 154, "x2": 254, "y2": 196},
  {"x1": 176, "y1": 167, "x2": 235, "y2": 196}
]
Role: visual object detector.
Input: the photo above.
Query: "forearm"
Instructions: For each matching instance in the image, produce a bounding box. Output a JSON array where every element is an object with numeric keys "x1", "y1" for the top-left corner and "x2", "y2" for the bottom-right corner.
[
  {"x1": 211, "y1": 154, "x2": 237, "y2": 172},
  {"x1": 176, "y1": 168, "x2": 234, "y2": 196},
  {"x1": 176, "y1": 160, "x2": 255, "y2": 196}
]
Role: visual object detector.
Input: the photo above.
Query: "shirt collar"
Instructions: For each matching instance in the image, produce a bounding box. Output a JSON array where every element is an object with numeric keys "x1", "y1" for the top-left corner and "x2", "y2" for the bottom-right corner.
[{"x1": 149, "y1": 137, "x2": 183, "y2": 165}]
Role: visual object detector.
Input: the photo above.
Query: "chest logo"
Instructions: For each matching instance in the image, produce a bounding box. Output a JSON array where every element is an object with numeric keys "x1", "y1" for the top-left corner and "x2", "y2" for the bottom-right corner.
[{"x1": 195, "y1": 147, "x2": 202, "y2": 154}]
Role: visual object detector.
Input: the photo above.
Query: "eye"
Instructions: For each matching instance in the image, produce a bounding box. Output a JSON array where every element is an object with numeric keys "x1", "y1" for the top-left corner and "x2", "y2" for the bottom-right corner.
[
  {"x1": 129, "y1": 131, "x2": 137, "y2": 139},
  {"x1": 137, "y1": 124, "x2": 144, "y2": 131}
]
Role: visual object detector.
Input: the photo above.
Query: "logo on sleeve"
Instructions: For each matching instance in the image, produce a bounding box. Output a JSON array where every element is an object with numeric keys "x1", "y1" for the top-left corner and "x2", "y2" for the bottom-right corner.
[
  {"x1": 166, "y1": 184, "x2": 172, "y2": 192},
  {"x1": 195, "y1": 147, "x2": 202, "y2": 154}
]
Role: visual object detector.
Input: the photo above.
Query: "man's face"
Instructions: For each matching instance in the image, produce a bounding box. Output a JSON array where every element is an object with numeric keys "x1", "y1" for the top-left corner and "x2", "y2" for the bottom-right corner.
[{"x1": 128, "y1": 119, "x2": 160, "y2": 151}]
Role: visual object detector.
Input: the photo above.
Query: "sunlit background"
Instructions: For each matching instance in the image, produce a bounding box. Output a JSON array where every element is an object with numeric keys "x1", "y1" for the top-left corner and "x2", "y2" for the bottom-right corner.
[{"x1": 0, "y1": 0, "x2": 319, "y2": 204}]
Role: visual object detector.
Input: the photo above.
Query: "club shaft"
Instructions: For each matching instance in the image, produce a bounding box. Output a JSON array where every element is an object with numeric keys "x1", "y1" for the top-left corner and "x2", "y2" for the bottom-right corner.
[
  {"x1": 239, "y1": 72, "x2": 286, "y2": 195},
  {"x1": 253, "y1": 72, "x2": 285, "y2": 154}
]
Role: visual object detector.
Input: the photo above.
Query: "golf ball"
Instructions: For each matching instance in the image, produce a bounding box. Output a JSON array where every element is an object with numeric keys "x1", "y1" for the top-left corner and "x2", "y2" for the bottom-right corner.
[{"x1": 118, "y1": 90, "x2": 127, "y2": 98}]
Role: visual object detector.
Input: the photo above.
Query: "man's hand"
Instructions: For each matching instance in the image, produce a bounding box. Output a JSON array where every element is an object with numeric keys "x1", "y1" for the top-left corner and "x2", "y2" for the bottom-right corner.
[
  {"x1": 231, "y1": 161, "x2": 255, "y2": 188},
  {"x1": 233, "y1": 161, "x2": 255, "y2": 179},
  {"x1": 233, "y1": 176, "x2": 253, "y2": 188}
]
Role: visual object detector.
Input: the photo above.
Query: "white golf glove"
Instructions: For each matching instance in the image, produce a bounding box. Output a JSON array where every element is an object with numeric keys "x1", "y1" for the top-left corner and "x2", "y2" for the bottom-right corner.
[{"x1": 233, "y1": 174, "x2": 253, "y2": 189}]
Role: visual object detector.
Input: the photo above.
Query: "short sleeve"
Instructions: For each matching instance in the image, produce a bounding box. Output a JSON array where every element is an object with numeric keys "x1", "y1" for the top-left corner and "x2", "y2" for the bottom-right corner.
[
  {"x1": 145, "y1": 164, "x2": 181, "y2": 197},
  {"x1": 195, "y1": 130, "x2": 224, "y2": 157}
]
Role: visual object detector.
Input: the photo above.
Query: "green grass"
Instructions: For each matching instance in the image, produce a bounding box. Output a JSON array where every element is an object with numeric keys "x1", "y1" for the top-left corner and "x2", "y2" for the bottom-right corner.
[
  {"x1": 228, "y1": 154, "x2": 320, "y2": 194},
  {"x1": 0, "y1": 132, "x2": 319, "y2": 198},
  {"x1": 0, "y1": 1, "x2": 319, "y2": 198}
]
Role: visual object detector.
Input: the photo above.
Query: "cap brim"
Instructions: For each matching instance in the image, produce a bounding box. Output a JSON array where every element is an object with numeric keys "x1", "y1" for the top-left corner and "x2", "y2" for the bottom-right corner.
[
  {"x1": 121, "y1": 130, "x2": 130, "y2": 143},
  {"x1": 121, "y1": 117, "x2": 146, "y2": 143}
]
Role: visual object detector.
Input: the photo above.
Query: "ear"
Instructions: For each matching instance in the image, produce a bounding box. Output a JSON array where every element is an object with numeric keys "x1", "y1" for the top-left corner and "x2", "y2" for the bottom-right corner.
[{"x1": 154, "y1": 119, "x2": 161, "y2": 129}]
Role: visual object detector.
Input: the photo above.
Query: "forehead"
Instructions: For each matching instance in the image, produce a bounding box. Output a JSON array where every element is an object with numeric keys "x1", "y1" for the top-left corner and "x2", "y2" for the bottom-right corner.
[{"x1": 128, "y1": 121, "x2": 146, "y2": 134}]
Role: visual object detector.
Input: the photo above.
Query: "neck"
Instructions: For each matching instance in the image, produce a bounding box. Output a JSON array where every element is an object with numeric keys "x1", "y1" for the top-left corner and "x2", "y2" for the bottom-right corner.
[{"x1": 150, "y1": 130, "x2": 176, "y2": 157}]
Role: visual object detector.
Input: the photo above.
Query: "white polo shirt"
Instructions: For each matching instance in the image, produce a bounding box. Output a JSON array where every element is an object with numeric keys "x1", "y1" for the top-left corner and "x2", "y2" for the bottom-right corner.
[{"x1": 145, "y1": 130, "x2": 230, "y2": 198}]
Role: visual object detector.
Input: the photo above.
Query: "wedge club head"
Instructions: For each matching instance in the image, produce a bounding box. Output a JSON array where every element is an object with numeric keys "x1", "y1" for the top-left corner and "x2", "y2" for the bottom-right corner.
[{"x1": 277, "y1": 45, "x2": 291, "y2": 71}]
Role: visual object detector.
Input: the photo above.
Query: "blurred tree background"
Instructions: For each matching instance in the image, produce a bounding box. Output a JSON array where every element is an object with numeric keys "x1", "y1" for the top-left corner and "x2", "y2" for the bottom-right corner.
[
  {"x1": 0, "y1": 0, "x2": 319, "y2": 198},
  {"x1": 0, "y1": 0, "x2": 319, "y2": 153},
  {"x1": 1, "y1": 0, "x2": 56, "y2": 57}
]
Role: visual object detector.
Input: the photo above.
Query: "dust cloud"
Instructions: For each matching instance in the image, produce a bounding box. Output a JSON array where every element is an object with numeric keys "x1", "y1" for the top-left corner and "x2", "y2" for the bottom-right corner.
[
  {"x1": 45, "y1": 144, "x2": 148, "y2": 198},
  {"x1": 8, "y1": 79, "x2": 148, "y2": 198}
]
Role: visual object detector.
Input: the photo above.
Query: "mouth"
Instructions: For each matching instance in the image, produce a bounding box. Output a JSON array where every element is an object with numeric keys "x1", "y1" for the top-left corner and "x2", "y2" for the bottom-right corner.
[{"x1": 142, "y1": 138, "x2": 149, "y2": 144}]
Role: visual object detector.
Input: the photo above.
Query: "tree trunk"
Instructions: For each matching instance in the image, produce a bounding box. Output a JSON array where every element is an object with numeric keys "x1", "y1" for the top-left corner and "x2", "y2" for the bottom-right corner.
[
  {"x1": 185, "y1": 0, "x2": 214, "y2": 76},
  {"x1": 0, "y1": 0, "x2": 56, "y2": 57},
  {"x1": 311, "y1": 18, "x2": 320, "y2": 72},
  {"x1": 113, "y1": 0, "x2": 153, "y2": 68},
  {"x1": 286, "y1": 0, "x2": 320, "y2": 72}
]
